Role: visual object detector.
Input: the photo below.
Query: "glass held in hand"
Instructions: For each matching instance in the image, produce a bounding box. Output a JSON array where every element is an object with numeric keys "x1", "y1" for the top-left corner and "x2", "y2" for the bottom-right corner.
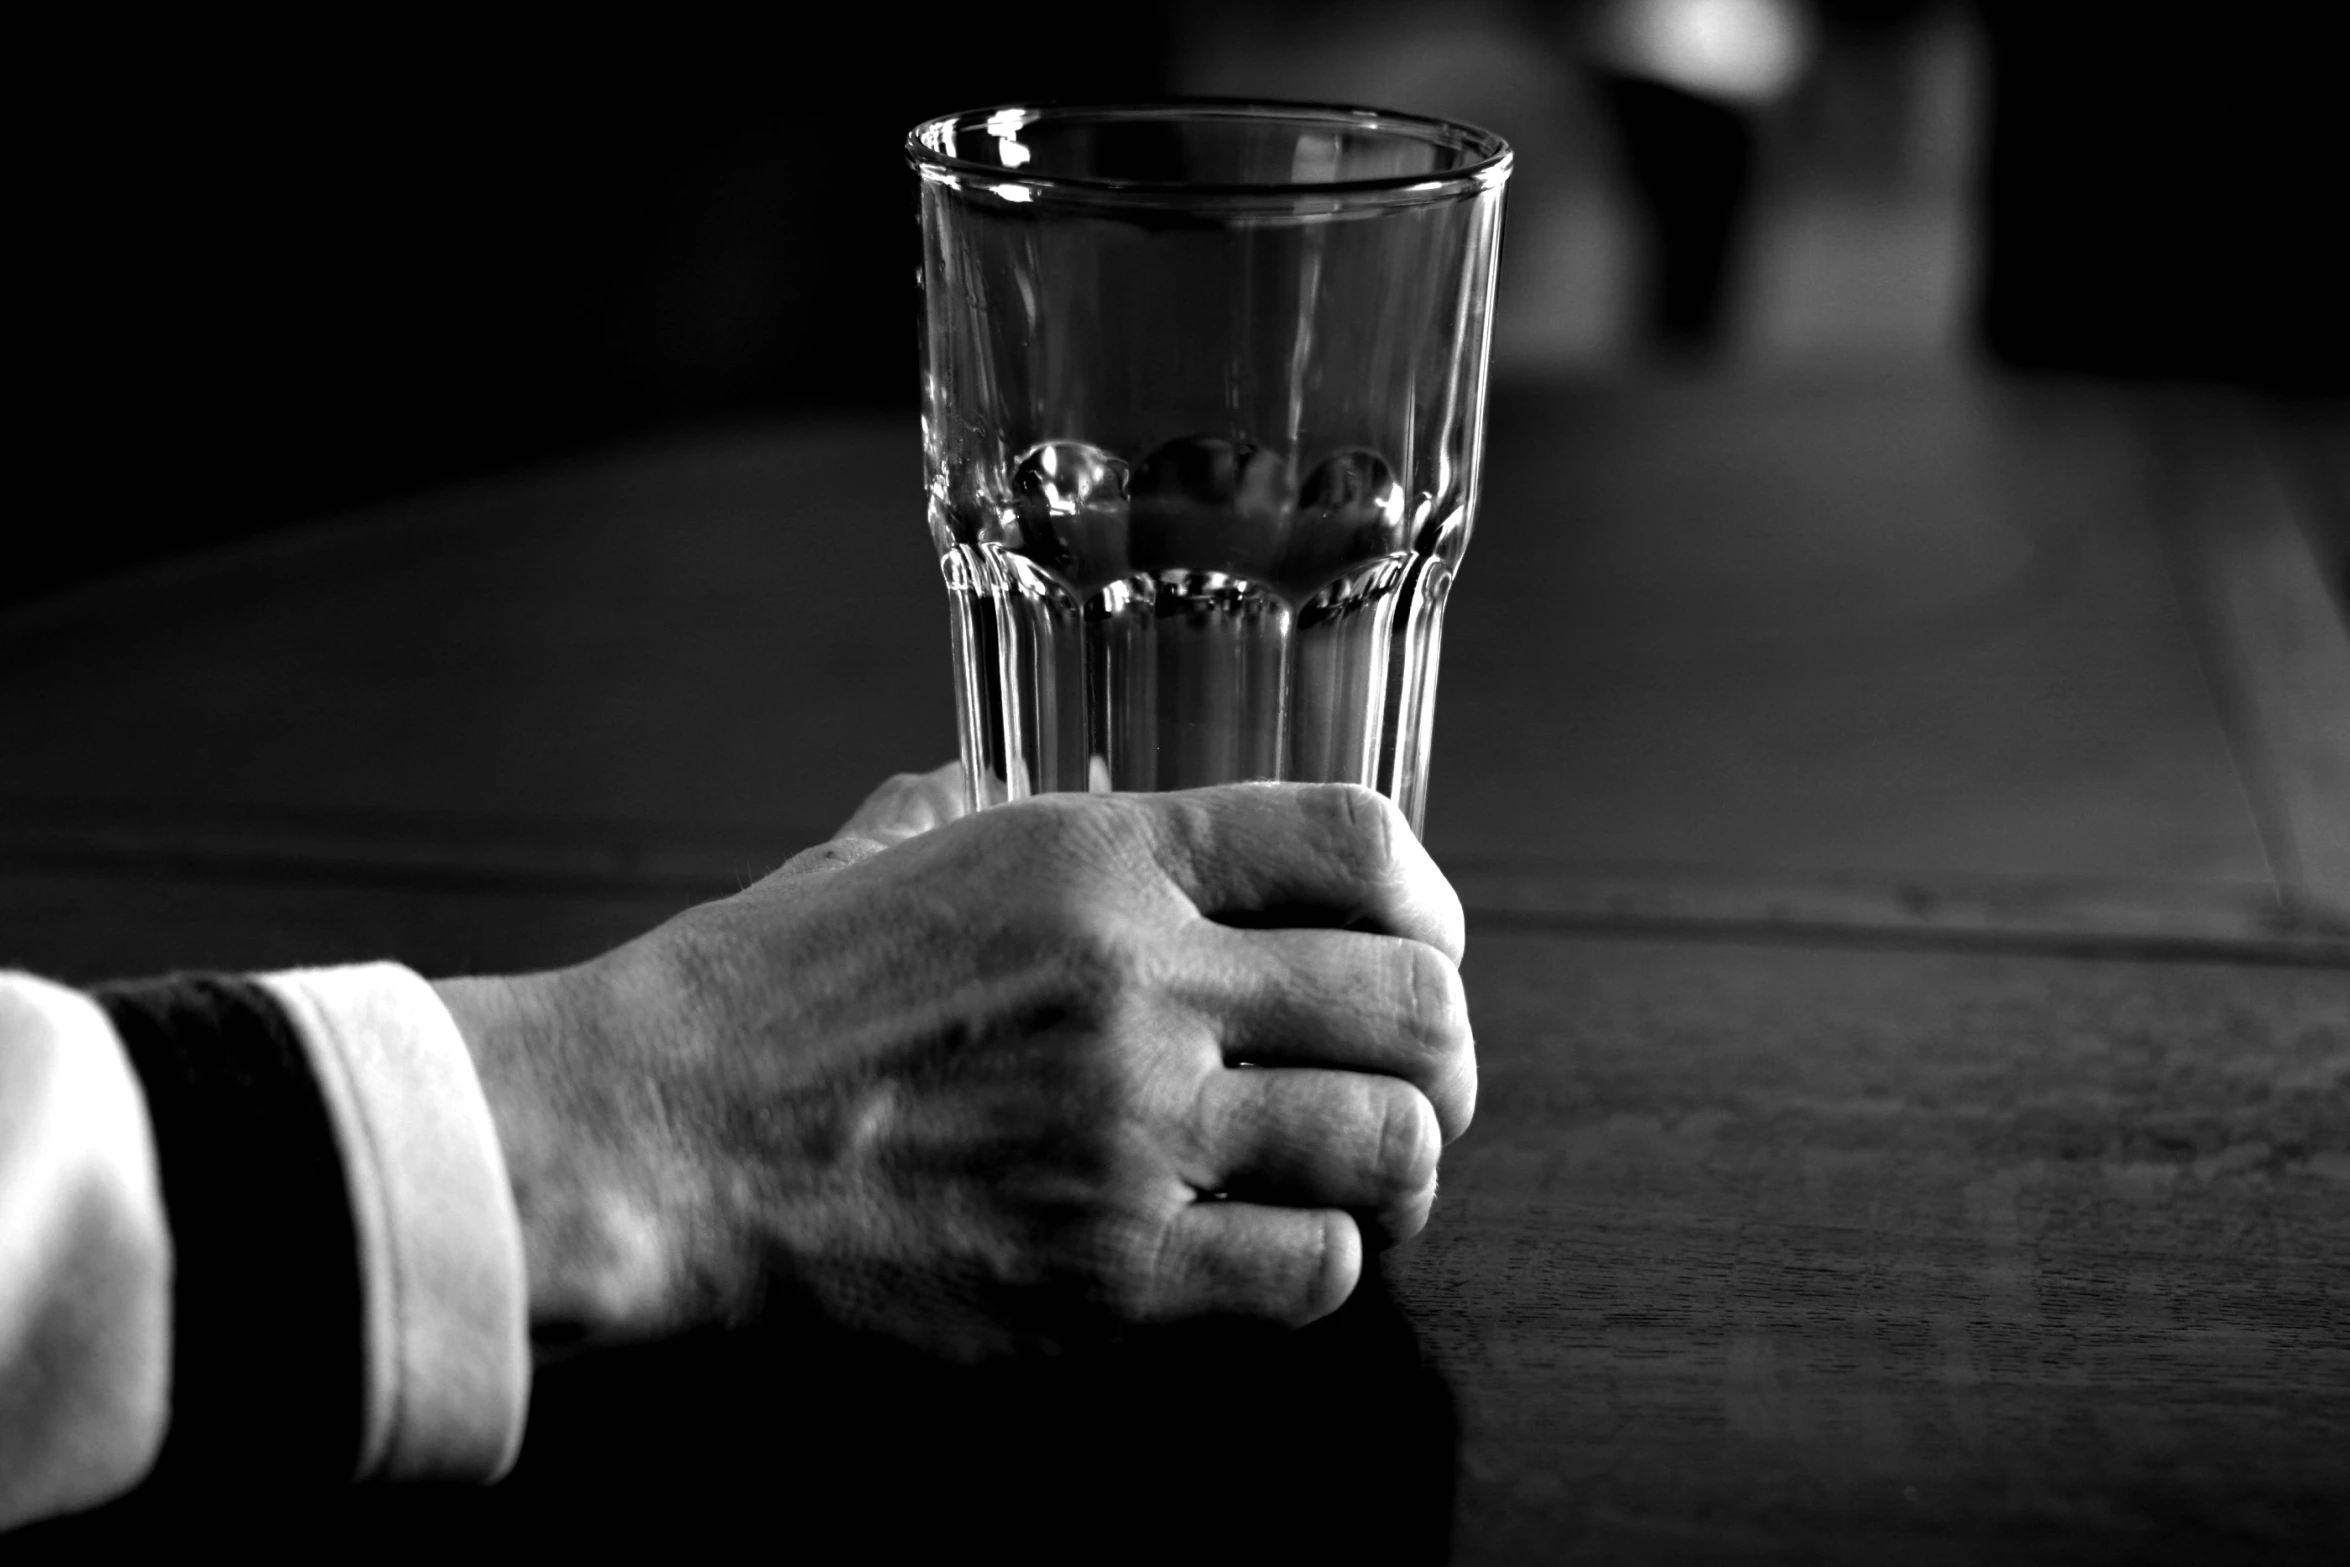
[{"x1": 909, "y1": 102, "x2": 1511, "y2": 835}]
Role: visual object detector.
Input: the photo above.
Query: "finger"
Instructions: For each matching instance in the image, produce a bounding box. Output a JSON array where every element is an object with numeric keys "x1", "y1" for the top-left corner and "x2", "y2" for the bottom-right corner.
[
  {"x1": 1201, "y1": 926, "x2": 1475, "y2": 1142},
  {"x1": 1140, "y1": 783, "x2": 1465, "y2": 962},
  {"x1": 835, "y1": 762, "x2": 969, "y2": 845},
  {"x1": 1136, "y1": 1203, "x2": 1361, "y2": 1327},
  {"x1": 1188, "y1": 1068, "x2": 1439, "y2": 1246}
]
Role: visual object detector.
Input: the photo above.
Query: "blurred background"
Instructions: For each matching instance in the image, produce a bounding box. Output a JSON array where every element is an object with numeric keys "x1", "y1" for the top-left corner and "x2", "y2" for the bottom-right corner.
[{"x1": 13, "y1": 0, "x2": 2347, "y2": 607}]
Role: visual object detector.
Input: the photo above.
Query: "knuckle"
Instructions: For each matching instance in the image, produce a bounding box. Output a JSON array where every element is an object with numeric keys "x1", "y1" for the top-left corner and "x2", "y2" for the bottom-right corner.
[
  {"x1": 1444, "y1": 1042, "x2": 1479, "y2": 1145},
  {"x1": 1396, "y1": 941, "x2": 1476, "y2": 1141},
  {"x1": 1319, "y1": 782, "x2": 1399, "y2": 876},
  {"x1": 1037, "y1": 793, "x2": 1169, "y2": 894},
  {"x1": 1398, "y1": 940, "x2": 1466, "y2": 1050},
  {"x1": 1428, "y1": 870, "x2": 1469, "y2": 963},
  {"x1": 993, "y1": 793, "x2": 1080, "y2": 861},
  {"x1": 1180, "y1": 1068, "x2": 1233, "y2": 1162},
  {"x1": 1372, "y1": 1083, "x2": 1441, "y2": 1200},
  {"x1": 1137, "y1": 789, "x2": 1221, "y2": 889},
  {"x1": 996, "y1": 788, "x2": 1086, "y2": 846}
]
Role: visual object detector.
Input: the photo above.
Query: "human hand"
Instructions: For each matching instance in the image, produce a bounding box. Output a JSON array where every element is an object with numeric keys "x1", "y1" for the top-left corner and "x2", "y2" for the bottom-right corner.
[
  {"x1": 767, "y1": 761, "x2": 974, "y2": 875},
  {"x1": 437, "y1": 772, "x2": 1472, "y2": 1360}
]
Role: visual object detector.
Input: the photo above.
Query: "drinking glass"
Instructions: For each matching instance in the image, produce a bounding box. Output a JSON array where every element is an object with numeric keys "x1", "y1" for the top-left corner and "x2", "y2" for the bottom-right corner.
[{"x1": 908, "y1": 102, "x2": 1510, "y2": 834}]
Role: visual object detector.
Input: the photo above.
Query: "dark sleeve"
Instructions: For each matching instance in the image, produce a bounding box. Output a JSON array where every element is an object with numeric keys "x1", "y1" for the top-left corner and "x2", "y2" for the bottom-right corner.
[{"x1": 91, "y1": 974, "x2": 366, "y2": 1493}]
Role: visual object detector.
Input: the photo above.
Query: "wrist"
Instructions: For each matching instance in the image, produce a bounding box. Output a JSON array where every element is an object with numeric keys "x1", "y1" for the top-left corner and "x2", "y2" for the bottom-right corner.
[{"x1": 431, "y1": 967, "x2": 686, "y2": 1357}]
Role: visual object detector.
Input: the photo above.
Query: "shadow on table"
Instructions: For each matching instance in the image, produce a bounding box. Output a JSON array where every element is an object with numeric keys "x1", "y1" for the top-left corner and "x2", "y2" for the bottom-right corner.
[{"x1": 20, "y1": 1258, "x2": 1456, "y2": 1563}]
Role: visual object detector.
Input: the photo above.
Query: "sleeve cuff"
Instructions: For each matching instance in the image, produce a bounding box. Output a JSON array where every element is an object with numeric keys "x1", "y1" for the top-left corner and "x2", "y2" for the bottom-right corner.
[
  {"x1": 257, "y1": 964, "x2": 530, "y2": 1483},
  {"x1": 0, "y1": 974, "x2": 172, "y2": 1529}
]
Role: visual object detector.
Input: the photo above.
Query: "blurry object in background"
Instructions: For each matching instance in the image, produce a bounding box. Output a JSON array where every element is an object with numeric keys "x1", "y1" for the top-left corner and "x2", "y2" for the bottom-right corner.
[
  {"x1": 2288, "y1": 411, "x2": 2350, "y2": 610},
  {"x1": 1590, "y1": 76, "x2": 1756, "y2": 355},
  {"x1": 1977, "y1": 2, "x2": 2350, "y2": 394},
  {"x1": 1588, "y1": 0, "x2": 1818, "y2": 105},
  {"x1": 1583, "y1": 0, "x2": 1816, "y2": 355},
  {"x1": 1175, "y1": 1, "x2": 1640, "y2": 375},
  {"x1": 1178, "y1": 1, "x2": 1980, "y2": 374},
  {"x1": 1184, "y1": 3, "x2": 2345, "y2": 387},
  {"x1": 1734, "y1": 1, "x2": 1982, "y2": 363}
]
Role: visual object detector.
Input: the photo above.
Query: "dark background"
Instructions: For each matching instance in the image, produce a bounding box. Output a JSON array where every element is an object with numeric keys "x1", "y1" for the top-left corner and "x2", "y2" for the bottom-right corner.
[{"x1": 12, "y1": 2, "x2": 2345, "y2": 608}]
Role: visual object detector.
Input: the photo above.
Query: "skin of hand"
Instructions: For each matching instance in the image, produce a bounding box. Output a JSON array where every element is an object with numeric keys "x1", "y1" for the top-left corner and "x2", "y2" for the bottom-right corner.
[{"x1": 433, "y1": 768, "x2": 1473, "y2": 1361}]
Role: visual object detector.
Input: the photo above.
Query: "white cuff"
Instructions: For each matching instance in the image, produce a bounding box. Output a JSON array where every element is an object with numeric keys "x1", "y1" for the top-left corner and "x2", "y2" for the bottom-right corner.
[
  {"x1": 0, "y1": 974, "x2": 171, "y2": 1529},
  {"x1": 257, "y1": 964, "x2": 529, "y2": 1482}
]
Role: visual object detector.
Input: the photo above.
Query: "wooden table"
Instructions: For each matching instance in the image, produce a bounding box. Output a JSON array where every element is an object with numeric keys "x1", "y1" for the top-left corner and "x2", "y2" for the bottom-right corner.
[{"x1": 5, "y1": 373, "x2": 2346, "y2": 1561}]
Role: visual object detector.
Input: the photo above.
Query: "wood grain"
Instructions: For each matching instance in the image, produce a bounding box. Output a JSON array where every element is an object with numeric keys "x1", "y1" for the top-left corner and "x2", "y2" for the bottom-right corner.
[
  {"x1": 1395, "y1": 930, "x2": 2350, "y2": 1564},
  {"x1": 1446, "y1": 857, "x2": 2350, "y2": 967}
]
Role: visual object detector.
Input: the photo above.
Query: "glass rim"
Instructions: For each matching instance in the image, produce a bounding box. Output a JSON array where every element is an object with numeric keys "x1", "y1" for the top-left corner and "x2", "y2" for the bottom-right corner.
[{"x1": 905, "y1": 98, "x2": 1513, "y2": 208}]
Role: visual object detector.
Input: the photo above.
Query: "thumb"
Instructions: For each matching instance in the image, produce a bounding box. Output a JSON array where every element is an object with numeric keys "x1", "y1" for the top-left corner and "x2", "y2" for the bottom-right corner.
[
  {"x1": 834, "y1": 762, "x2": 970, "y2": 846},
  {"x1": 774, "y1": 763, "x2": 970, "y2": 881}
]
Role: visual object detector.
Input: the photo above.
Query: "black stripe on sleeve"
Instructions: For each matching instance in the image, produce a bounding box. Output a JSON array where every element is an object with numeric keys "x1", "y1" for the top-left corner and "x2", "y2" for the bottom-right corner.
[{"x1": 95, "y1": 973, "x2": 365, "y2": 1492}]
